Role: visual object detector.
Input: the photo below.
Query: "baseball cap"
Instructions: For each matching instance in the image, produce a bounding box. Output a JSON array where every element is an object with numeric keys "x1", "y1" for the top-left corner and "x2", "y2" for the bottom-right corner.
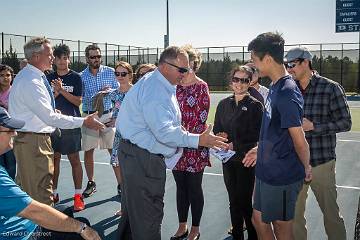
[
  {"x1": 0, "y1": 107, "x2": 25, "y2": 129},
  {"x1": 284, "y1": 47, "x2": 312, "y2": 62}
]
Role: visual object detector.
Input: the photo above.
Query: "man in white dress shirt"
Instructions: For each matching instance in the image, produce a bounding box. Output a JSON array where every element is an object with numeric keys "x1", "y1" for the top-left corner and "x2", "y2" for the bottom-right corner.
[{"x1": 9, "y1": 37, "x2": 104, "y2": 205}]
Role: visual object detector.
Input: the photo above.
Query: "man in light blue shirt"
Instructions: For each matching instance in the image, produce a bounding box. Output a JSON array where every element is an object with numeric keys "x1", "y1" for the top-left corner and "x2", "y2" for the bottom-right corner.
[{"x1": 116, "y1": 46, "x2": 228, "y2": 240}]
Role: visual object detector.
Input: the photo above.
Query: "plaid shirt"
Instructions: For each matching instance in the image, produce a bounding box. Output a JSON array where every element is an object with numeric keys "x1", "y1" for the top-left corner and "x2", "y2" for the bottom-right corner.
[
  {"x1": 298, "y1": 72, "x2": 351, "y2": 167},
  {"x1": 80, "y1": 65, "x2": 118, "y2": 112}
]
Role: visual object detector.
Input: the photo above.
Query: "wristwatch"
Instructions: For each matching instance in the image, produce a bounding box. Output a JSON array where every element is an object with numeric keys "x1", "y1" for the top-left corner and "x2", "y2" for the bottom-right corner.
[{"x1": 78, "y1": 222, "x2": 87, "y2": 234}]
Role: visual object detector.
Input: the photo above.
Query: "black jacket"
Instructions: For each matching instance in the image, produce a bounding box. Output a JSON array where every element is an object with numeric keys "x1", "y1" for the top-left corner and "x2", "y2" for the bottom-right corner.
[{"x1": 213, "y1": 94, "x2": 263, "y2": 160}]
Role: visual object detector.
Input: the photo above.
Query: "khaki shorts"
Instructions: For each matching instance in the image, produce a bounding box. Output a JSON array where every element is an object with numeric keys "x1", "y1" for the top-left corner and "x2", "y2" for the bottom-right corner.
[{"x1": 81, "y1": 112, "x2": 115, "y2": 151}]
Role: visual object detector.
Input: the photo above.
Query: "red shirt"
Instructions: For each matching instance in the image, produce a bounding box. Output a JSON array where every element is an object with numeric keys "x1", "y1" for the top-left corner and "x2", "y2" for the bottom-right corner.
[{"x1": 174, "y1": 81, "x2": 211, "y2": 172}]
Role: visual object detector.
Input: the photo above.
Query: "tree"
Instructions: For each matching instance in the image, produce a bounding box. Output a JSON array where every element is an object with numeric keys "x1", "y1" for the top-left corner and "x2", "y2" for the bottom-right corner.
[{"x1": 2, "y1": 42, "x2": 20, "y2": 73}]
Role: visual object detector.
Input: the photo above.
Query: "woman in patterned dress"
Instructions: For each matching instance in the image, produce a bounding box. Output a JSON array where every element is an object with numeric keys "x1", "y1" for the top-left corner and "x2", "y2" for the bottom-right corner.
[
  {"x1": 106, "y1": 61, "x2": 133, "y2": 215},
  {"x1": 170, "y1": 45, "x2": 210, "y2": 240}
]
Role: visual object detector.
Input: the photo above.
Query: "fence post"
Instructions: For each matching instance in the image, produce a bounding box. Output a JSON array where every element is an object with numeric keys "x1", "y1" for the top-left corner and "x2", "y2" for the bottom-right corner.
[
  {"x1": 77, "y1": 40, "x2": 80, "y2": 64},
  {"x1": 319, "y1": 44, "x2": 323, "y2": 75},
  {"x1": 207, "y1": 47, "x2": 210, "y2": 89},
  {"x1": 358, "y1": 33, "x2": 360, "y2": 93},
  {"x1": 105, "y1": 42, "x2": 108, "y2": 66},
  {"x1": 147, "y1": 47, "x2": 150, "y2": 63},
  {"x1": 113, "y1": 50, "x2": 116, "y2": 65},
  {"x1": 127, "y1": 46, "x2": 130, "y2": 63},
  {"x1": 242, "y1": 46, "x2": 245, "y2": 63},
  {"x1": 156, "y1": 48, "x2": 159, "y2": 63},
  {"x1": 117, "y1": 45, "x2": 120, "y2": 61},
  {"x1": 340, "y1": 43, "x2": 343, "y2": 86},
  {"x1": 1, "y1": 32, "x2": 4, "y2": 62}
]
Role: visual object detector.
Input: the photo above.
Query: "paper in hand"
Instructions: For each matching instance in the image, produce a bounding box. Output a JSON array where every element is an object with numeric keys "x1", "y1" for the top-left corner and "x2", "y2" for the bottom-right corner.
[
  {"x1": 165, "y1": 148, "x2": 183, "y2": 169},
  {"x1": 209, "y1": 148, "x2": 235, "y2": 163}
]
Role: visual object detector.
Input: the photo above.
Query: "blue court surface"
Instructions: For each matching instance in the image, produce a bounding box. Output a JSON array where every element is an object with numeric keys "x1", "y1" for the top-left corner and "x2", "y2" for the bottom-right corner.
[{"x1": 56, "y1": 131, "x2": 360, "y2": 240}]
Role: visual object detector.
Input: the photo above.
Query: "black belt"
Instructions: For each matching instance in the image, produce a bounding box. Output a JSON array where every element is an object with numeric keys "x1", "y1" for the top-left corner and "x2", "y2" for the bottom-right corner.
[
  {"x1": 121, "y1": 138, "x2": 164, "y2": 159},
  {"x1": 18, "y1": 132, "x2": 51, "y2": 136},
  {"x1": 84, "y1": 110, "x2": 111, "y2": 114}
]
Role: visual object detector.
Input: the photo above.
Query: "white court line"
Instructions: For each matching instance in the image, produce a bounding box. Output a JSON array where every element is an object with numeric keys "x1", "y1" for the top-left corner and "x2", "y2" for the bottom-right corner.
[
  {"x1": 61, "y1": 158, "x2": 360, "y2": 190},
  {"x1": 338, "y1": 139, "x2": 360, "y2": 143},
  {"x1": 337, "y1": 185, "x2": 360, "y2": 190}
]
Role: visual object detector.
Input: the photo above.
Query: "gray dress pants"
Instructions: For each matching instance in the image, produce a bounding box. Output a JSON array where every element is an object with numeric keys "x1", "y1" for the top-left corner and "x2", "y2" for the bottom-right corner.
[{"x1": 117, "y1": 139, "x2": 166, "y2": 240}]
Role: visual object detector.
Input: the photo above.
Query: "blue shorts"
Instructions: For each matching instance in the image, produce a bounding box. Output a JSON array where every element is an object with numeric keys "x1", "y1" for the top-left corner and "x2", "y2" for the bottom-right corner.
[
  {"x1": 253, "y1": 178, "x2": 303, "y2": 223},
  {"x1": 51, "y1": 128, "x2": 81, "y2": 155}
]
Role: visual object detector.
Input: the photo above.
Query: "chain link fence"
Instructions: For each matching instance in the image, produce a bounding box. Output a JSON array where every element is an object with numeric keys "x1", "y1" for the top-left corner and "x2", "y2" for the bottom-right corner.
[{"x1": 1, "y1": 32, "x2": 359, "y2": 92}]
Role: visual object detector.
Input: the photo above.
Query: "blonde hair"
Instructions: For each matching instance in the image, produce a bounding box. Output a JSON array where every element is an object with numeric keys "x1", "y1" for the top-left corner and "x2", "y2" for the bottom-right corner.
[{"x1": 182, "y1": 44, "x2": 202, "y2": 72}]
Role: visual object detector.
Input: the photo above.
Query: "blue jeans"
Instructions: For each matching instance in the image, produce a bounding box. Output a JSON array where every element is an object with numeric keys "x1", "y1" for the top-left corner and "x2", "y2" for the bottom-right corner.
[{"x1": 0, "y1": 150, "x2": 16, "y2": 180}]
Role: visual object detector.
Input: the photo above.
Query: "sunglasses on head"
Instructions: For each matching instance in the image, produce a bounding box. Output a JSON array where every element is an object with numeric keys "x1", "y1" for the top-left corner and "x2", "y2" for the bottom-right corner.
[
  {"x1": 231, "y1": 77, "x2": 250, "y2": 84},
  {"x1": 164, "y1": 61, "x2": 190, "y2": 74},
  {"x1": 115, "y1": 71, "x2": 129, "y2": 77},
  {"x1": 285, "y1": 59, "x2": 302, "y2": 69},
  {"x1": 89, "y1": 55, "x2": 101, "y2": 60}
]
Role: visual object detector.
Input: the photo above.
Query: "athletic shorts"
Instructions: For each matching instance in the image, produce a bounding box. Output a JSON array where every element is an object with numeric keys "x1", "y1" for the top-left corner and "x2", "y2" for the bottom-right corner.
[
  {"x1": 253, "y1": 177, "x2": 303, "y2": 223},
  {"x1": 51, "y1": 128, "x2": 81, "y2": 155}
]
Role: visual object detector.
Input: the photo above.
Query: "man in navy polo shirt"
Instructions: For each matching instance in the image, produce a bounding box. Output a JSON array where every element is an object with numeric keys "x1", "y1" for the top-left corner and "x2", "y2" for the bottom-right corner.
[{"x1": 243, "y1": 32, "x2": 312, "y2": 240}]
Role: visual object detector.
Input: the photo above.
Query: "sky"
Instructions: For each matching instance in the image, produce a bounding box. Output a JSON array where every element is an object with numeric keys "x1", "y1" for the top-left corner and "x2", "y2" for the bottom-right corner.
[{"x1": 0, "y1": 0, "x2": 359, "y2": 51}]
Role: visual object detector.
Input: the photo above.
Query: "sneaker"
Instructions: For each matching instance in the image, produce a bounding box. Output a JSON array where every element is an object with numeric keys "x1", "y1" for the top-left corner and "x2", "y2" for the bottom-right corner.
[
  {"x1": 82, "y1": 181, "x2": 97, "y2": 198},
  {"x1": 52, "y1": 193, "x2": 60, "y2": 204},
  {"x1": 73, "y1": 194, "x2": 85, "y2": 212},
  {"x1": 117, "y1": 184, "x2": 121, "y2": 196}
]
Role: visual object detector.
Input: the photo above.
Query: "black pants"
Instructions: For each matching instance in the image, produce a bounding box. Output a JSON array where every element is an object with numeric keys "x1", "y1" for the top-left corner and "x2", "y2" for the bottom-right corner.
[
  {"x1": 223, "y1": 160, "x2": 257, "y2": 240},
  {"x1": 172, "y1": 170, "x2": 204, "y2": 227},
  {"x1": 117, "y1": 139, "x2": 166, "y2": 240},
  {"x1": 30, "y1": 205, "x2": 90, "y2": 240}
]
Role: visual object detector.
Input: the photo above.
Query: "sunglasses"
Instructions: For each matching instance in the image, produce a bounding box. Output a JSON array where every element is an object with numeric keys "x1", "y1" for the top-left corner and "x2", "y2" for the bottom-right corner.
[
  {"x1": 115, "y1": 72, "x2": 129, "y2": 77},
  {"x1": 285, "y1": 59, "x2": 302, "y2": 69},
  {"x1": 138, "y1": 70, "x2": 154, "y2": 78},
  {"x1": 164, "y1": 61, "x2": 190, "y2": 74},
  {"x1": 89, "y1": 55, "x2": 101, "y2": 60},
  {"x1": 231, "y1": 77, "x2": 250, "y2": 84}
]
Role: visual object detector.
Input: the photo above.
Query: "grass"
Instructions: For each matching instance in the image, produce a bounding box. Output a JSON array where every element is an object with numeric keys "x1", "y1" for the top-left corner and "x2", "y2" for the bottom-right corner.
[{"x1": 207, "y1": 106, "x2": 360, "y2": 132}]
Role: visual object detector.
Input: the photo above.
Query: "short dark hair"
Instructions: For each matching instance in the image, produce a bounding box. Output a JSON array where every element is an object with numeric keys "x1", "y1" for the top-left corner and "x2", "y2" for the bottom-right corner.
[
  {"x1": 53, "y1": 44, "x2": 70, "y2": 58},
  {"x1": 248, "y1": 32, "x2": 285, "y2": 64},
  {"x1": 0, "y1": 64, "x2": 14, "y2": 77},
  {"x1": 159, "y1": 46, "x2": 188, "y2": 64},
  {"x1": 85, "y1": 44, "x2": 101, "y2": 58}
]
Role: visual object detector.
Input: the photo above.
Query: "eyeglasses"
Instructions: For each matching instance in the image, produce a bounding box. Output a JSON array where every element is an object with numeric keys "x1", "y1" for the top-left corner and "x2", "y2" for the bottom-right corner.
[
  {"x1": 231, "y1": 77, "x2": 251, "y2": 84},
  {"x1": 164, "y1": 61, "x2": 190, "y2": 74},
  {"x1": 89, "y1": 55, "x2": 101, "y2": 60},
  {"x1": 115, "y1": 71, "x2": 129, "y2": 77},
  {"x1": 0, "y1": 130, "x2": 15, "y2": 133}
]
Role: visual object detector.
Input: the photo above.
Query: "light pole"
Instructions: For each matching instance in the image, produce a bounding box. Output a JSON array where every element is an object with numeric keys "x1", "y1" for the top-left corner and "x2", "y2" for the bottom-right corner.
[{"x1": 164, "y1": 0, "x2": 169, "y2": 48}]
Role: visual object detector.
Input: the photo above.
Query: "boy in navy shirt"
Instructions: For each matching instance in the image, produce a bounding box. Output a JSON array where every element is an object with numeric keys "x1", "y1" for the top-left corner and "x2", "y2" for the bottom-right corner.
[
  {"x1": 243, "y1": 32, "x2": 312, "y2": 240},
  {"x1": 46, "y1": 44, "x2": 84, "y2": 211}
]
